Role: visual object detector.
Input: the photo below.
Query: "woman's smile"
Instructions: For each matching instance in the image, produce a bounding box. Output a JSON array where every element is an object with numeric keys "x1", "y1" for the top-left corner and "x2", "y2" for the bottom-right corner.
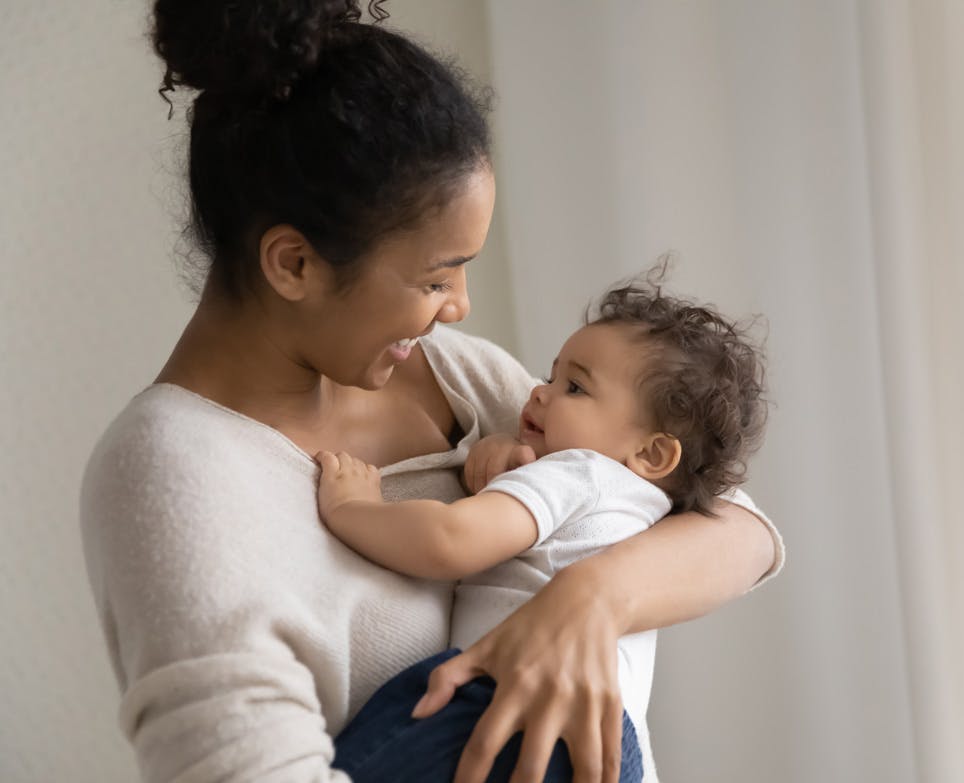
[{"x1": 387, "y1": 336, "x2": 420, "y2": 362}]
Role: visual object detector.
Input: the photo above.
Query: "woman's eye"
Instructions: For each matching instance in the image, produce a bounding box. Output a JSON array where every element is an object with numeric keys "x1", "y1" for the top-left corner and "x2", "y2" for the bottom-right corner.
[{"x1": 427, "y1": 280, "x2": 453, "y2": 293}]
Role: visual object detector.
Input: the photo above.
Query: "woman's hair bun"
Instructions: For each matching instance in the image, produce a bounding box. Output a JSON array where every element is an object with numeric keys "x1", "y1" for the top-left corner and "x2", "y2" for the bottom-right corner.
[{"x1": 152, "y1": 0, "x2": 369, "y2": 101}]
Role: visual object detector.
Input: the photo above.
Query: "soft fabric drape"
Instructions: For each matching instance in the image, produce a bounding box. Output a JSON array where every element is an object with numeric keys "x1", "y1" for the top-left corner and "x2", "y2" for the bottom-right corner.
[{"x1": 485, "y1": 1, "x2": 963, "y2": 780}]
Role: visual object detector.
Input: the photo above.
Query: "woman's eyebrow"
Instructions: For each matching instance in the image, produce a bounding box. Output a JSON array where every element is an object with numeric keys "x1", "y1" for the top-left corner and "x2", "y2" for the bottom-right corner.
[{"x1": 427, "y1": 254, "x2": 476, "y2": 271}]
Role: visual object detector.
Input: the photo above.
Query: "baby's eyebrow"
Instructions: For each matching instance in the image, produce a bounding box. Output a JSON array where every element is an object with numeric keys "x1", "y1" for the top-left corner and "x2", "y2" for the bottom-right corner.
[{"x1": 567, "y1": 360, "x2": 592, "y2": 379}]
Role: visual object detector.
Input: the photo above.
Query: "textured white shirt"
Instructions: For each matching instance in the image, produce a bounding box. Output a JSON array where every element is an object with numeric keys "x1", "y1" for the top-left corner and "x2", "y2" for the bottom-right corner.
[
  {"x1": 455, "y1": 448, "x2": 779, "y2": 783},
  {"x1": 454, "y1": 449, "x2": 668, "y2": 779}
]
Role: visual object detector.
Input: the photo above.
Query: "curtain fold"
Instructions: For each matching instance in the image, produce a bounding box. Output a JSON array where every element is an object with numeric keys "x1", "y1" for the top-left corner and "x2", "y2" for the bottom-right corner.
[
  {"x1": 859, "y1": 1, "x2": 964, "y2": 780},
  {"x1": 486, "y1": 1, "x2": 962, "y2": 780}
]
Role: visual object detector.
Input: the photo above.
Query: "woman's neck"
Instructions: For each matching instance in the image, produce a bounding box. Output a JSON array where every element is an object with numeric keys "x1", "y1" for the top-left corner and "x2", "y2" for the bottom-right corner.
[
  {"x1": 154, "y1": 285, "x2": 456, "y2": 464},
  {"x1": 155, "y1": 290, "x2": 340, "y2": 431}
]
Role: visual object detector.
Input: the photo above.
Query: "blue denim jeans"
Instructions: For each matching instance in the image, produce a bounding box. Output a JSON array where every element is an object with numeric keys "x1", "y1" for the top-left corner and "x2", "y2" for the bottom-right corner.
[{"x1": 333, "y1": 649, "x2": 644, "y2": 783}]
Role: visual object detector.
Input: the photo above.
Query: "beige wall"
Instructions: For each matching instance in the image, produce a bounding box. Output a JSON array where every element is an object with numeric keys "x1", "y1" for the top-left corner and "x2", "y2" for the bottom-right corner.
[{"x1": 0, "y1": 3, "x2": 512, "y2": 781}]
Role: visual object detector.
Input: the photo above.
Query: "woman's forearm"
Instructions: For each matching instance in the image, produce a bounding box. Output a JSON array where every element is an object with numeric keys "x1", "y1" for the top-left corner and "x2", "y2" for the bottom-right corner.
[
  {"x1": 414, "y1": 500, "x2": 777, "y2": 782},
  {"x1": 568, "y1": 500, "x2": 777, "y2": 635}
]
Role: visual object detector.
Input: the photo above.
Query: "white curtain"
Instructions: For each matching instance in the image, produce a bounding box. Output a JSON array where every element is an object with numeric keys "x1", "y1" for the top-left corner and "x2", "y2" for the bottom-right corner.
[{"x1": 485, "y1": 1, "x2": 963, "y2": 781}]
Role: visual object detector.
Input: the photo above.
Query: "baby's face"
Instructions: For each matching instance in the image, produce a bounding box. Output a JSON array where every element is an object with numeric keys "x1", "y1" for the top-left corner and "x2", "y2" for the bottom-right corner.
[{"x1": 519, "y1": 323, "x2": 651, "y2": 462}]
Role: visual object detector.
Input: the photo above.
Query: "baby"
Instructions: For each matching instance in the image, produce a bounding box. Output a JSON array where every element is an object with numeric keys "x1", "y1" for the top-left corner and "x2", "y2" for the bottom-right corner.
[{"x1": 319, "y1": 276, "x2": 768, "y2": 783}]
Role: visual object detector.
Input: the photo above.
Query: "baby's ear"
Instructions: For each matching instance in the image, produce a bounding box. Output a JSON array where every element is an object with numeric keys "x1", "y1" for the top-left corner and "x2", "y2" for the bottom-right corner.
[{"x1": 627, "y1": 433, "x2": 682, "y2": 481}]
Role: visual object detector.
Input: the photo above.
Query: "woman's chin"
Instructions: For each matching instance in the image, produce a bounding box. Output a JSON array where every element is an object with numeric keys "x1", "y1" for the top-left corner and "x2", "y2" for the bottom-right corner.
[
  {"x1": 350, "y1": 342, "x2": 418, "y2": 390},
  {"x1": 365, "y1": 355, "x2": 401, "y2": 390}
]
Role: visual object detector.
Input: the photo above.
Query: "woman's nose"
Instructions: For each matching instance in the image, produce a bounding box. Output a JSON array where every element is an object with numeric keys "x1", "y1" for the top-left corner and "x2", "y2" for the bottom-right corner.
[{"x1": 436, "y1": 272, "x2": 471, "y2": 324}]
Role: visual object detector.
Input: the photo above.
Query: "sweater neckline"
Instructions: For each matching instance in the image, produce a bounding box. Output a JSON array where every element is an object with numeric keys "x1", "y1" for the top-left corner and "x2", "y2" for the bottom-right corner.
[
  {"x1": 143, "y1": 382, "x2": 321, "y2": 469},
  {"x1": 140, "y1": 335, "x2": 480, "y2": 475}
]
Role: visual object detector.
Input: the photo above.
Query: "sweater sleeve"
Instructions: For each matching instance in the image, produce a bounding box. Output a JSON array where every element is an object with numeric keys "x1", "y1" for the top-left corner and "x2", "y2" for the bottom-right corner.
[{"x1": 80, "y1": 408, "x2": 352, "y2": 783}]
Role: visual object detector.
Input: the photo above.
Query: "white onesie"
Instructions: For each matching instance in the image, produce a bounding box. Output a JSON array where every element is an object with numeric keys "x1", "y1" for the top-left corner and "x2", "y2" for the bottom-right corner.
[{"x1": 451, "y1": 448, "x2": 672, "y2": 780}]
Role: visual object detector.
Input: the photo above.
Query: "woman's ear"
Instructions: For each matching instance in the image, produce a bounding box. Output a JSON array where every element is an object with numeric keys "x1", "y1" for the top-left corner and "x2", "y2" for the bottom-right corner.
[
  {"x1": 627, "y1": 433, "x2": 682, "y2": 481},
  {"x1": 259, "y1": 225, "x2": 326, "y2": 302}
]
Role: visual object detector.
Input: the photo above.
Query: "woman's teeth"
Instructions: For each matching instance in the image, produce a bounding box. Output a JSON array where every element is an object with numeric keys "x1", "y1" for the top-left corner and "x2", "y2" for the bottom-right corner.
[{"x1": 394, "y1": 337, "x2": 420, "y2": 348}]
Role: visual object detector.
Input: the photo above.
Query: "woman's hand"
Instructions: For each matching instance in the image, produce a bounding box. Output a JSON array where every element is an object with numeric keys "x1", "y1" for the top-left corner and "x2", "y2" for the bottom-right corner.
[
  {"x1": 463, "y1": 434, "x2": 537, "y2": 494},
  {"x1": 413, "y1": 561, "x2": 625, "y2": 783}
]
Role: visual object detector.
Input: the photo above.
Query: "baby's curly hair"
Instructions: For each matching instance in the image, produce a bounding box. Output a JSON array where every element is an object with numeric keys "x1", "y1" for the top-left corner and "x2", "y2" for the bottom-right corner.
[{"x1": 588, "y1": 265, "x2": 769, "y2": 515}]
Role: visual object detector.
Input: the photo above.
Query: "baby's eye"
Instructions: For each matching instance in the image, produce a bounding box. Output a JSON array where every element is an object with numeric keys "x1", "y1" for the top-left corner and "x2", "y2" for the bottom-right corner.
[
  {"x1": 566, "y1": 380, "x2": 586, "y2": 395},
  {"x1": 541, "y1": 374, "x2": 553, "y2": 384}
]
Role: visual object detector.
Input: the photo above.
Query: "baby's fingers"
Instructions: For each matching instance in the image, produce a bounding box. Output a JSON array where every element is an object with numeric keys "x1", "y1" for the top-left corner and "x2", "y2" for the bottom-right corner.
[
  {"x1": 463, "y1": 453, "x2": 483, "y2": 495},
  {"x1": 508, "y1": 444, "x2": 537, "y2": 470},
  {"x1": 315, "y1": 450, "x2": 341, "y2": 477}
]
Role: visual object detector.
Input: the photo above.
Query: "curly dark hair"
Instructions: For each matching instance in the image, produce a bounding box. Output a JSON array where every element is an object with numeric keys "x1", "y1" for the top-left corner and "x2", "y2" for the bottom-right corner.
[
  {"x1": 151, "y1": 0, "x2": 492, "y2": 297},
  {"x1": 588, "y1": 267, "x2": 769, "y2": 515}
]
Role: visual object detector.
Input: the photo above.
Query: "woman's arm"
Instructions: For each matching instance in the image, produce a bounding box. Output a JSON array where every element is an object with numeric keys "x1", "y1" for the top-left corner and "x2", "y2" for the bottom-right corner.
[
  {"x1": 416, "y1": 500, "x2": 778, "y2": 783},
  {"x1": 580, "y1": 498, "x2": 778, "y2": 633},
  {"x1": 81, "y1": 423, "x2": 353, "y2": 783}
]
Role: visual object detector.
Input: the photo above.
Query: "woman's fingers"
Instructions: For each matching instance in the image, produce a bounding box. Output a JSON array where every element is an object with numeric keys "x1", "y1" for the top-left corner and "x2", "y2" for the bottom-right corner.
[
  {"x1": 411, "y1": 651, "x2": 484, "y2": 719},
  {"x1": 599, "y1": 695, "x2": 624, "y2": 783},
  {"x1": 506, "y1": 714, "x2": 564, "y2": 783},
  {"x1": 450, "y1": 567, "x2": 624, "y2": 783},
  {"x1": 564, "y1": 694, "x2": 605, "y2": 783},
  {"x1": 453, "y1": 692, "x2": 521, "y2": 783}
]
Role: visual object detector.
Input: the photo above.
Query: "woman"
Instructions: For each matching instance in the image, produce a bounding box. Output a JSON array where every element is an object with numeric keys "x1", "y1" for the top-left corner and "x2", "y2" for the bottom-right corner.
[{"x1": 80, "y1": 2, "x2": 783, "y2": 782}]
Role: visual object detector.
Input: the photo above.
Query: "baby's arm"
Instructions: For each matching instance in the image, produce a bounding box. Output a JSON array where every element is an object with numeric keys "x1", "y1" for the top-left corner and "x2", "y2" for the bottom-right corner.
[{"x1": 316, "y1": 451, "x2": 538, "y2": 580}]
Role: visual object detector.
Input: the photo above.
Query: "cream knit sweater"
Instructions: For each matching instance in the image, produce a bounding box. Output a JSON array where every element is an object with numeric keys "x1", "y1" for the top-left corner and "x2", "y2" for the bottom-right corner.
[
  {"x1": 81, "y1": 326, "x2": 533, "y2": 782},
  {"x1": 81, "y1": 325, "x2": 784, "y2": 783}
]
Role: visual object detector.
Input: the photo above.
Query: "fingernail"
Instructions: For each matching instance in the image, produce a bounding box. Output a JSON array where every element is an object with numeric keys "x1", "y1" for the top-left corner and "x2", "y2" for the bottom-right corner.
[{"x1": 410, "y1": 694, "x2": 429, "y2": 719}]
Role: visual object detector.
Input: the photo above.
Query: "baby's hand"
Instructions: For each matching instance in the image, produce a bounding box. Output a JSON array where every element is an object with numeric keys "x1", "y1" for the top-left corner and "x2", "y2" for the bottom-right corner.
[
  {"x1": 316, "y1": 451, "x2": 383, "y2": 520},
  {"x1": 463, "y1": 434, "x2": 536, "y2": 494}
]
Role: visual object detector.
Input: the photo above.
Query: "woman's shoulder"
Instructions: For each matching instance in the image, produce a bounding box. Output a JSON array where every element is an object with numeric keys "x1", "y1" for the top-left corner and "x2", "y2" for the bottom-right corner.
[
  {"x1": 421, "y1": 326, "x2": 536, "y2": 436},
  {"x1": 421, "y1": 325, "x2": 534, "y2": 389},
  {"x1": 86, "y1": 384, "x2": 303, "y2": 471},
  {"x1": 80, "y1": 385, "x2": 307, "y2": 530},
  {"x1": 84, "y1": 385, "x2": 236, "y2": 480},
  {"x1": 421, "y1": 324, "x2": 520, "y2": 365}
]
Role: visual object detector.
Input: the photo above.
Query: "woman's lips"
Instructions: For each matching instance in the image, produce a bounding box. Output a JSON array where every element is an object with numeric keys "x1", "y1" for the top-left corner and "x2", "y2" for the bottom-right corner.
[{"x1": 387, "y1": 336, "x2": 419, "y2": 362}]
